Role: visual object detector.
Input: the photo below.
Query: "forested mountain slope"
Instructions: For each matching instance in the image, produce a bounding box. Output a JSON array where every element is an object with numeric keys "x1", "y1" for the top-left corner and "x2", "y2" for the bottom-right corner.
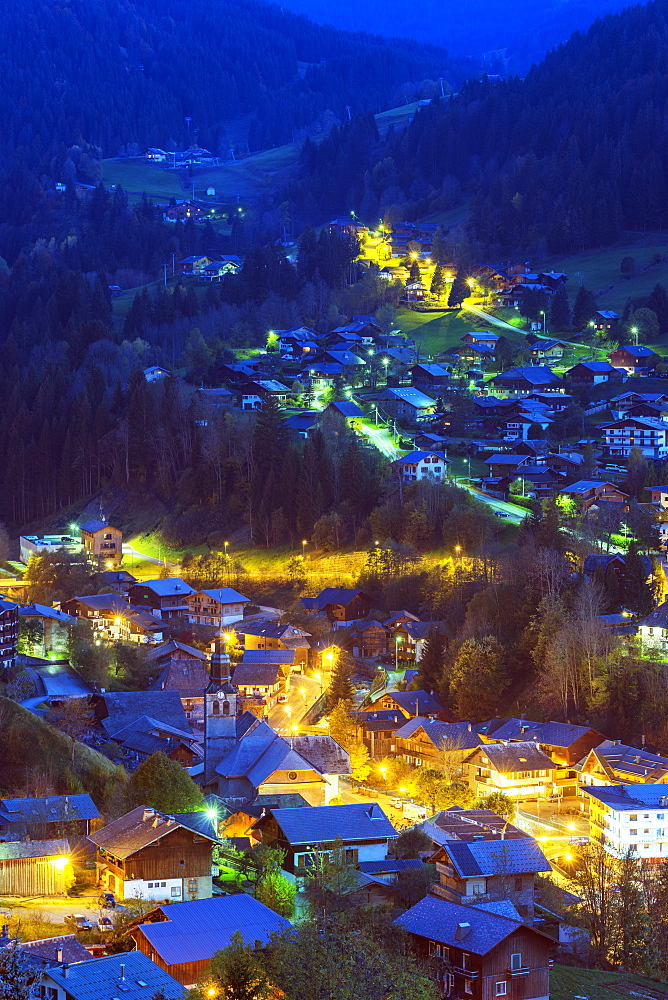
[
  {"x1": 277, "y1": 0, "x2": 641, "y2": 72},
  {"x1": 287, "y1": 0, "x2": 668, "y2": 253}
]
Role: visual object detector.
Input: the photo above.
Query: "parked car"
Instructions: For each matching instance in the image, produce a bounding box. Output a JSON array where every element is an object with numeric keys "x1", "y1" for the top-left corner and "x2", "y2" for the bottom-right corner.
[
  {"x1": 66, "y1": 914, "x2": 93, "y2": 931},
  {"x1": 98, "y1": 892, "x2": 116, "y2": 909},
  {"x1": 97, "y1": 917, "x2": 114, "y2": 933},
  {"x1": 278, "y1": 694, "x2": 288, "y2": 704}
]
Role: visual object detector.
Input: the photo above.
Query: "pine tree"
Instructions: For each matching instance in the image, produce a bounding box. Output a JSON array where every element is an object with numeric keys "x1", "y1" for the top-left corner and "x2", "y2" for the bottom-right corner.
[
  {"x1": 327, "y1": 652, "x2": 355, "y2": 709},
  {"x1": 622, "y1": 543, "x2": 656, "y2": 616},
  {"x1": 448, "y1": 272, "x2": 469, "y2": 307},
  {"x1": 0, "y1": 941, "x2": 43, "y2": 999},
  {"x1": 550, "y1": 284, "x2": 570, "y2": 331},
  {"x1": 573, "y1": 286, "x2": 598, "y2": 330},
  {"x1": 415, "y1": 626, "x2": 446, "y2": 693},
  {"x1": 648, "y1": 283, "x2": 668, "y2": 333},
  {"x1": 129, "y1": 752, "x2": 205, "y2": 813},
  {"x1": 191, "y1": 932, "x2": 271, "y2": 1000},
  {"x1": 409, "y1": 258, "x2": 421, "y2": 283},
  {"x1": 430, "y1": 262, "x2": 446, "y2": 298},
  {"x1": 450, "y1": 636, "x2": 508, "y2": 719}
]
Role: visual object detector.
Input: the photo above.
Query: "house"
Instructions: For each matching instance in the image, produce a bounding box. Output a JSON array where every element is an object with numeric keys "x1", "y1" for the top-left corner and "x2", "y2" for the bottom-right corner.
[
  {"x1": 454, "y1": 343, "x2": 496, "y2": 365},
  {"x1": 584, "y1": 552, "x2": 652, "y2": 589},
  {"x1": 590, "y1": 309, "x2": 620, "y2": 332},
  {"x1": 95, "y1": 690, "x2": 191, "y2": 738},
  {"x1": 276, "y1": 325, "x2": 318, "y2": 356},
  {"x1": 79, "y1": 518, "x2": 123, "y2": 567},
  {"x1": 529, "y1": 339, "x2": 567, "y2": 362},
  {"x1": 393, "y1": 450, "x2": 449, "y2": 483},
  {"x1": 347, "y1": 620, "x2": 388, "y2": 658},
  {"x1": 251, "y1": 802, "x2": 396, "y2": 874},
  {"x1": 112, "y1": 716, "x2": 203, "y2": 768},
  {"x1": 391, "y1": 619, "x2": 448, "y2": 662},
  {"x1": 600, "y1": 416, "x2": 668, "y2": 459},
  {"x1": 558, "y1": 479, "x2": 628, "y2": 510},
  {"x1": 564, "y1": 361, "x2": 622, "y2": 386},
  {"x1": 17, "y1": 604, "x2": 77, "y2": 657},
  {"x1": 489, "y1": 366, "x2": 561, "y2": 397},
  {"x1": 0, "y1": 839, "x2": 72, "y2": 895},
  {"x1": 394, "y1": 718, "x2": 480, "y2": 769},
  {"x1": 300, "y1": 587, "x2": 372, "y2": 623},
  {"x1": 89, "y1": 805, "x2": 217, "y2": 902},
  {"x1": 234, "y1": 619, "x2": 311, "y2": 667},
  {"x1": 130, "y1": 894, "x2": 291, "y2": 987},
  {"x1": 150, "y1": 658, "x2": 210, "y2": 725},
  {"x1": 430, "y1": 837, "x2": 551, "y2": 922},
  {"x1": 39, "y1": 950, "x2": 186, "y2": 1000},
  {"x1": 373, "y1": 387, "x2": 438, "y2": 422},
  {"x1": 183, "y1": 588, "x2": 249, "y2": 627},
  {"x1": 231, "y1": 661, "x2": 288, "y2": 712},
  {"x1": 0, "y1": 597, "x2": 19, "y2": 669},
  {"x1": 395, "y1": 895, "x2": 554, "y2": 1000},
  {"x1": 477, "y1": 718, "x2": 605, "y2": 767},
  {"x1": 357, "y1": 857, "x2": 425, "y2": 883},
  {"x1": 460, "y1": 331, "x2": 500, "y2": 348},
  {"x1": 582, "y1": 783, "x2": 668, "y2": 859},
  {"x1": 128, "y1": 578, "x2": 195, "y2": 619},
  {"x1": 0, "y1": 794, "x2": 100, "y2": 841},
  {"x1": 317, "y1": 350, "x2": 367, "y2": 372},
  {"x1": 199, "y1": 258, "x2": 242, "y2": 281},
  {"x1": 577, "y1": 741, "x2": 668, "y2": 793},
  {"x1": 351, "y1": 708, "x2": 406, "y2": 757},
  {"x1": 17, "y1": 933, "x2": 91, "y2": 972},
  {"x1": 90, "y1": 569, "x2": 136, "y2": 596},
  {"x1": 146, "y1": 640, "x2": 208, "y2": 668},
  {"x1": 426, "y1": 807, "x2": 530, "y2": 844},
  {"x1": 177, "y1": 255, "x2": 210, "y2": 275},
  {"x1": 19, "y1": 532, "x2": 82, "y2": 565},
  {"x1": 325, "y1": 400, "x2": 365, "y2": 423},
  {"x1": 239, "y1": 379, "x2": 291, "y2": 410},
  {"x1": 636, "y1": 601, "x2": 668, "y2": 653},
  {"x1": 464, "y1": 742, "x2": 556, "y2": 800},
  {"x1": 403, "y1": 280, "x2": 426, "y2": 301},
  {"x1": 411, "y1": 364, "x2": 450, "y2": 393},
  {"x1": 144, "y1": 365, "x2": 172, "y2": 382},
  {"x1": 61, "y1": 594, "x2": 131, "y2": 640},
  {"x1": 608, "y1": 345, "x2": 659, "y2": 374},
  {"x1": 368, "y1": 689, "x2": 446, "y2": 720},
  {"x1": 483, "y1": 453, "x2": 527, "y2": 479}
]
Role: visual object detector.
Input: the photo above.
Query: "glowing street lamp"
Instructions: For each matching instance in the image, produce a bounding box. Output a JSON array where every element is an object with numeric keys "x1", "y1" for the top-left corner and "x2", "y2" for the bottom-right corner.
[
  {"x1": 50, "y1": 856, "x2": 70, "y2": 871},
  {"x1": 379, "y1": 765, "x2": 388, "y2": 788},
  {"x1": 224, "y1": 540, "x2": 229, "y2": 556},
  {"x1": 314, "y1": 670, "x2": 323, "y2": 694},
  {"x1": 631, "y1": 325, "x2": 639, "y2": 346},
  {"x1": 302, "y1": 539, "x2": 308, "y2": 558}
]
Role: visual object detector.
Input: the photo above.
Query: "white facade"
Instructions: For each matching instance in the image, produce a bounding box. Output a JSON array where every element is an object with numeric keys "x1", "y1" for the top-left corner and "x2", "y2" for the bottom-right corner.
[
  {"x1": 584, "y1": 785, "x2": 668, "y2": 859},
  {"x1": 20, "y1": 534, "x2": 82, "y2": 565},
  {"x1": 602, "y1": 417, "x2": 668, "y2": 459},
  {"x1": 119, "y1": 874, "x2": 212, "y2": 901},
  {"x1": 185, "y1": 591, "x2": 248, "y2": 627},
  {"x1": 396, "y1": 451, "x2": 448, "y2": 483}
]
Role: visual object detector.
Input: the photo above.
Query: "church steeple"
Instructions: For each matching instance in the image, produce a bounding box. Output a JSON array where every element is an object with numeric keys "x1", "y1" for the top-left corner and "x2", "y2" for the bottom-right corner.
[
  {"x1": 203, "y1": 633, "x2": 238, "y2": 787},
  {"x1": 208, "y1": 633, "x2": 232, "y2": 689}
]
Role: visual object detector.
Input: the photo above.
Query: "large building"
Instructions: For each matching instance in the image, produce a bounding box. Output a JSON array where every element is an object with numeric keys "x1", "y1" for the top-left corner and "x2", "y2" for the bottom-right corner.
[
  {"x1": 79, "y1": 518, "x2": 123, "y2": 568},
  {"x1": 0, "y1": 597, "x2": 19, "y2": 669},
  {"x1": 582, "y1": 783, "x2": 668, "y2": 859}
]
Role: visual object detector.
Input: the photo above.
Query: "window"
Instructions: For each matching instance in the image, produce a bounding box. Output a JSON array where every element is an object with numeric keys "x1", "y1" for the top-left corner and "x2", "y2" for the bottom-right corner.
[
  {"x1": 429, "y1": 942, "x2": 441, "y2": 957},
  {"x1": 464, "y1": 982, "x2": 473, "y2": 995},
  {"x1": 630, "y1": 814, "x2": 638, "y2": 821},
  {"x1": 630, "y1": 829, "x2": 637, "y2": 836},
  {"x1": 514, "y1": 877, "x2": 523, "y2": 891},
  {"x1": 147, "y1": 882, "x2": 153, "y2": 888},
  {"x1": 344, "y1": 848, "x2": 359, "y2": 864},
  {"x1": 160, "y1": 882, "x2": 166, "y2": 887},
  {"x1": 510, "y1": 953, "x2": 523, "y2": 971},
  {"x1": 40, "y1": 989, "x2": 58, "y2": 1000},
  {"x1": 496, "y1": 984, "x2": 508, "y2": 997},
  {"x1": 461, "y1": 953, "x2": 470, "y2": 971},
  {"x1": 171, "y1": 886, "x2": 181, "y2": 897},
  {"x1": 179, "y1": 858, "x2": 185, "y2": 865}
]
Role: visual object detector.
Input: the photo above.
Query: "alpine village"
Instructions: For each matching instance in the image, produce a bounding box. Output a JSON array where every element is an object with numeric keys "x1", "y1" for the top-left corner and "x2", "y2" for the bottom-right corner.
[{"x1": 9, "y1": 1, "x2": 668, "y2": 999}]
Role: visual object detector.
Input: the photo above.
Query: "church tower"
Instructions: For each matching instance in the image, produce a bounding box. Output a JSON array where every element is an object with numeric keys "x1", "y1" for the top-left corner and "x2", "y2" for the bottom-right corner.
[{"x1": 203, "y1": 634, "x2": 238, "y2": 786}]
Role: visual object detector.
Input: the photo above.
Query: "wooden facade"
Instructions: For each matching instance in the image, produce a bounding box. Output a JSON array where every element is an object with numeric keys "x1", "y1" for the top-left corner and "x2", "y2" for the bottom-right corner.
[
  {"x1": 432, "y1": 851, "x2": 538, "y2": 923},
  {"x1": 0, "y1": 852, "x2": 69, "y2": 896},
  {"x1": 133, "y1": 924, "x2": 209, "y2": 986},
  {"x1": 100, "y1": 826, "x2": 212, "y2": 882}
]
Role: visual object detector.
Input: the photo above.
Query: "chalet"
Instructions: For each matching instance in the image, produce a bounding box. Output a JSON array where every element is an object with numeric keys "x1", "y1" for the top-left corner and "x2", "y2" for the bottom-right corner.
[
  {"x1": 394, "y1": 718, "x2": 480, "y2": 769},
  {"x1": 79, "y1": 518, "x2": 122, "y2": 567},
  {"x1": 199, "y1": 258, "x2": 242, "y2": 281},
  {"x1": 91, "y1": 569, "x2": 136, "y2": 596},
  {"x1": 590, "y1": 309, "x2": 620, "y2": 332},
  {"x1": 317, "y1": 350, "x2": 366, "y2": 373},
  {"x1": 525, "y1": 391, "x2": 572, "y2": 413},
  {"x1": 39, "y1": 951, "x2": 186, "y2": 1000},
  {"x1": 369, "y1": 689, "x2": 446, "y2": 720},
  {"x1": 460, "y1": 331, "x2": 500, "y2": 348},
  {"x1": 146, "y1": 640, "x2": 207, "y2": 667},
  {"x1": 234, "y1": 619, "x2": 311, "y2": 667},
  {"x1": 150, "y1": 658, "x2": 210, "y2": 724},
  {"x1": 61, "y1": 594, "x2": 131, "y2": 642},
  {"x1": 352, "y1": 708, "x2": 406, "y2": 757},
  {"x1": 584, "y1": 552, "x2": 652, "y2": 588},
  {"x1": 128, "y1": 578, "x2": 195, "y2": 620},
  {"x1": 464, "y1": 742, "x2": 556, "y2": 800},
  {"x1": 608, "y1": 345, "x2": 659, "y2": 373},
  {"x1": 251, "y1": 802, "x2": 396, "y2": 874},
  {"x1": 0, "y1": 597, "x2": 19, "y2": 669},
  {"x1": 95, "y1": 690, "x2": 190, "y2": 738},
  {"x1": 476, "y1": 718, "x2": 605, "y2": 768},
  {"x1": 393, "y1": 450, "x2": 449, "y2": 483},
  {"x1": 300, "y1": 587, "x2": 372, "y2": 623},
  {"x1": 183, "y1": 588, "x2": 249, "y2": 627},
  {"x1": 564, "y1": 361, "x2": 622, "y2": 386},
  {"x1": 112, "y1": 717, "x2": 203, "y2": 768},
  {"x1": 430, "y1": 837, "x2": 551, "y2": 922},
  {"x1": 239, "y1": 379, "x2": 290, "y2": 410},
  {"x1": 164, "y1": 201, "x2": 204, "y2": 223},
  {"x1": 212, "y1": 724, "x2": 349, "y2": 805},
  {"x1": 0, "y1": 794, "x2": 99, "y2": 842},
  {"x1": 483, "y1": 453, "x2": 527, "y2": 478},
  {"x1": 391, "y1": 619, "x2": 448, "y2": 662},
  {"x1": 454, "y1": 343, "x2": 495, "y2": 364},
  {"x1": 396, "y1": 896, "x2": 554, "y2": 1000},
  {"x1": 414, "y1": 431, "x2": 449, "y2": 451},
  {"x1": 177, "y1": 255, "x2": 210, "y2": 275},
  {"x1": 130, "y1": 894, "x2": 290, "y2": 987},
  {"x1": 637, "y1": 601, "x2": 668, "y2": 653},
  {"x1": 426, "y1": 807, "x2": 530, "y2": 844},
  {"x1": 143, "y1": 365, "x2": 172, "y2": 382},
  {"x1": 373, "y1": 387, "x2": 437, "y2": 422},
  {"x1": 582, "y1": 783, "x2": 668, "y2": 860},
  {"x1": 559, "y1": 479, "x2": 628, "y2": 510},
  {"x1": 578, "y1": 741, "x2": 668, "y2": 794},
  {"x1": 600, "y1": 416, "x2": 668, "y2": 459},
  {"x1": 489, "y1": 366, "x2": 561, "y2": 397},
  {"x1": 347, "y1": 620, "x2": 388, "y2": 658},
  {"x1": 17, "y1": 932, "x2": 91, "y2": 972},
  {"x1": 529, "y1": 339, "x2": 567, "y2": 362},
  {"x1": 284, "y1": 411, "x2": 321, "y2": 438},
  {"x1": 231, "y1": 661, "x2": 288, "y2": 711},
  {"x1": 403, "y1": 280, "x2": 426, "y2": 301},
  {"x1": 325, "y1": 400, "x2": 365, "y2": 424},
  {"x1": 538, "y1": 270, "x2": 567, "y2": 289},
  {"x1": 89, "y1": 805, "x2": 217, "y2": 902}
]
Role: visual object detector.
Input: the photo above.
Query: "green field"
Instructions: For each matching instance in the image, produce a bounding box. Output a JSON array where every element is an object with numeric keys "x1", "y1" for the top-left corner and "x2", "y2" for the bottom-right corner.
[
  {"x1": 544, "y1": 234, "x2": 668, "y2": 313},
  {"x1": 550, "y1": 963, "x2": 668, "y2": 999},
  {"x1": 397, "y1": 307, "x2": 529, "y2": 357},
  {"x1": 102, "y1": 143, "x2": 300, "y2": 204}
]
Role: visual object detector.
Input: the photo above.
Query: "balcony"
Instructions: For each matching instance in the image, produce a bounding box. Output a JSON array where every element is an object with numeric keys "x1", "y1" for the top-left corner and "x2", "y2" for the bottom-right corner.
[{"x1": 508, "y1": 965, "x2": 530, "y2": 978}]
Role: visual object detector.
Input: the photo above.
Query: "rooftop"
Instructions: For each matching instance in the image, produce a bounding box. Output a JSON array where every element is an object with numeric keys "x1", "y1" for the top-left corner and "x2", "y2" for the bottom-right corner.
[
  {"x1": 44, "y1": 950, "x2": 186, "y2": 1000},
  {"x1": 88, "y1": 805, "x2": 217, "y2": 859},
  {"x1": 262, "y1": 802, "x2": 396, "y2": 845},
  {"x1": 395, "y1": 895, "x2": 549, "y2": 954},
  {"x1": 439, "y1": 837, "x2": 551, "y2": 877}
]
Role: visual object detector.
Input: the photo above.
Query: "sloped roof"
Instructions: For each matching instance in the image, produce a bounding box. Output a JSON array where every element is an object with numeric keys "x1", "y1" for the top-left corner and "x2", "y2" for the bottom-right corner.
[
  {"x1": 18, "y1": 604, "x2": 78, "y2": 623},
  {"x1": 99, "y1": 690, "x2": 190, "y2": 737},
  {"x1": 194, "y1": 588, "x2": 249, "y2": 604},
  {"x1": 638, "y1": 600, "x2": 668, "y2": 628},
  {"x1": 88, "y1": 805, "x2": 216, "y2": 859},
  {"x1": 242, "y1": 650, "x2": 295, "y2": 665},
  {"x1": 19, "y1": 933, "x2": 91, "y2": 967},
  {"x1": 582, "y1": 783, "x2": 668, "y2": 810},
  {"x1": 443, "y1": 838, "x2": 551, "y2": 877},
  {"x1": 151, "y1": 658, "x2": 209, "y2": 696},
  {"x1": 69, "y1": 594, "x2": 130, "y2": 613},
  {"x1": 395, "y1": 896, "x2": 546, "y2": 954},
  {"x1": 235, "y1": 619, "x2": 310, "y2": 639},
  {"x1": 328, "y1": 400, "x2": 365, "y2": 418},
  {"x1": 134, "y1": 895, "x2": 290, "y2": 965},
  {"x1": 393, "y1": 718, "x2": 479, "y2": 749},
  {"x1": 492, "y1": 365, "x2": 559, "y2": 384},
  {"x1": 265, "y1": 802, "x2": 396, "y2": 845},
  {"x1": 134, "y1": 578, "x2": 194, "y2": 597},
  {"x1": 307, "y1": 587, "x2": 367, "y2": 610},
  {"x1": 0, "y1": 839, "x2": 70, "y2": 861},
  {"x1": 394, "y1": 450, "x2": 449, "y2": 465},
  {"x1": 581, "y1": 741, "x2": 668, "y2": 779},
  {"x1": 383, "y1": 690, "x2": 444, "y2": 715},
  {"x1": 0, "y1": 794, "x2": 99, "y2": 825},
  {"x1": 401, "y1": 620, "x2": 447, "y2": 640},
  {"x1": 79, "y1": 519, "x2": 114, "y2": 534},
  {"x1": 232, "y1": 662, "x2": 283, "y2": 686},
  {"x1": 44, "y1": 950, "x2": 186, "y2": 1000},
  {"x1": 285, "y1": 735, "x2": 351, "y2": 775},
  {"x1": 146, "y1": 640, "x2": 207, "y2": 662},
  {"x1": 484, "y1": 718, "x2": 601, "y2": 748},
  {"x1": 358, "y1": 858, "x2": 424, "y2": 874},
  {"x1": 474, "y1": 741, "x2": 555, "y2": 773}
]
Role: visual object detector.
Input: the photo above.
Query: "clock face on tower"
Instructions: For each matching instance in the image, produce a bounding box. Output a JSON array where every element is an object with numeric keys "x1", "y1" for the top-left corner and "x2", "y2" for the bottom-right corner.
[{"x1": 217, "y1": 691, "x2": 225, "y2": 698}]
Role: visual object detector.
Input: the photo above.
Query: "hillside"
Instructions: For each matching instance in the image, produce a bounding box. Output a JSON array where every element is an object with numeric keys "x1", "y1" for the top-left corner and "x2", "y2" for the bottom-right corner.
[
  {"x1": 287, "y1": 0, "x2": 668, "y2": 252},
  {"x1": 0, "y1": 697, "x2": 123, "y2": 807},
  {"x1": 277, "y1": 0, "x2": 642, "y2": 72}
]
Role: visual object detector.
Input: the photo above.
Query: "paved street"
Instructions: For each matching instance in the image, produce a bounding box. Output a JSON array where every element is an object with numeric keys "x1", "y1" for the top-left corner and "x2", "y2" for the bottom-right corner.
[
  {"x1": 267, "y1": 673, "x2": 323, "y2": 733},
  {"x1": 0, "y1": 889, "x2": 110, "y2": 927},
  {"x1": 463, "y1": 485, "x2": 529, "y2": 524},
  {"x1": 357, "y1": 422, "x2": 401, "y2": 458}
]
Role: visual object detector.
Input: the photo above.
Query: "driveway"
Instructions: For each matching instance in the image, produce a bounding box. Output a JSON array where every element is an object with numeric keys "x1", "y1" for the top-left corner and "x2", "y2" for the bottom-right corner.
[{"x1": 0, "y1": 889, "x2": 109, "y2": 927}]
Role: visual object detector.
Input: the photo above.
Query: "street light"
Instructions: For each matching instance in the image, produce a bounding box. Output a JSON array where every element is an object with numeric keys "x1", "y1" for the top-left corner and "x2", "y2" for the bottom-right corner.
[
  {"x1": 631, "y1": 325, "x2": 639, "y2": 346},
  {"x1": 314, "y1": 670, "x2": 323, "y2": 694},
  {"x1": 379, "y1": 765, "x2": 387, "y2": 789},
  {"x1": 395, "y1": 636, "x2": 401, "y2": 671},
  {"x1": 224, "y1": 540, "x2": 229, "y2": 556},
  {"x1": 302, "y1": 539, "x2": 307, "y2": 558}
]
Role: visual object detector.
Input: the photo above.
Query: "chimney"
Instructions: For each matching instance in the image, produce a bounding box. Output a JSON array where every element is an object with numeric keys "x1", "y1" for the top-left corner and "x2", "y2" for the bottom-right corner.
[
  {"x1": 56, "y1": 948, "x2": 63, "y2": 963},
  {"x1": 120, "y1": 964, "x2": 125, "y2": 981},
  {"x1": 455, "y1": 922, "x2": 471, "y2": 940},
  {"x1": 62, "y1": 965, "x2": 69, "y2": 979},
  {"x1": 467, "y1": 723, "x2": 472, "y2": 732},
  {"x1": 143, "y1": 808, "x2": 156, "y2": 822}
]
